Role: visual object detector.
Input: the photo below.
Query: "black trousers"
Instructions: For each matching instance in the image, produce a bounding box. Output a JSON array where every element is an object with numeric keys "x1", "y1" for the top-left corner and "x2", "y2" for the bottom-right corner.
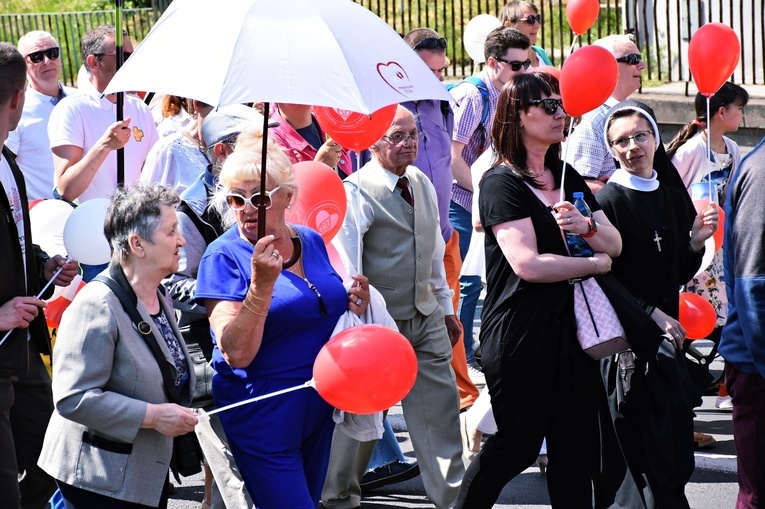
[
  {"x1": 0, "y1": 341, "x2": 56, "y2": 509},
  {"x1": 454, "y1": 330, "x2": 600, "y2": 508},
  {"x1": 57, "y1": 477, "x2": 169, "y2": 509}
]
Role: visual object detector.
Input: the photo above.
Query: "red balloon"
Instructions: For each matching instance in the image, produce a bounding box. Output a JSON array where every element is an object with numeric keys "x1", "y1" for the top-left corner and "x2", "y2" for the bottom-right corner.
[
  {"x1": 679, "y1": 292, "x2": 716, "y2": 340},
  {"x1": 534, "y1": 65, "x2": 561, "y2": 80},
  {"x1": 285, "y1": 161, "x2": 347, "y2": 243},
  {"x1": 313, "y1": 324, "x2": 418, "y2": 414},
  {"x1": 689, "y1": 23, "x2": 740, "y2": 98},
  {"x1": 713, "y1": 206, "x2": 725, "y2": 251},
  {"x1": 566, "y1": 0, "x2": 600, "y2": 36},
  {"x1": 29, "y1": 199, "x2": 43, "y2": 210},
  {"x1": 313, "y1": 104, "x2": 398, "y2": 152},
  {"x1": 560, "y1": 46, "x2": 618, "y2": 117}
]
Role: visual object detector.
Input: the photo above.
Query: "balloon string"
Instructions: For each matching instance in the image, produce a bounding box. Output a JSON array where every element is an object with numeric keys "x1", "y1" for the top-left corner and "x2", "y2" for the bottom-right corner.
[
  {"x1": 559, "y1": 120, "x2": 576, "y2": 203},
  {"x1": 0, "y1": 257, "x2": 71, "y2": 348},
  {"x1": 354, "y1": 151, "x2": 363, "y2": 274},
  {"x1": 706, "y1": 96, "x2": 714, "y2": 204},
  {"x1": 202, "y1": 380, "x2": 314, "y2": 417},
  {"x1": 568, "y1": 36, "x2": 578, "y2": 58}
]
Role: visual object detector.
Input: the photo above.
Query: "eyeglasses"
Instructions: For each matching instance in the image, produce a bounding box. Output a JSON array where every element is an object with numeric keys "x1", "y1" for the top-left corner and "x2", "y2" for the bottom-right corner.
[
  {"x1": 513, "y1": 14, "x2": 543, "y2": 26},
  {"x1": 382, "y1": 132, "x2": 421, "y2": 145},
  {"x1": 225, "y1": 187, "x2": 282, "y2": 210},
  {"x1": 609, "y1": 130, "x2": 653, "y2": 150},
  {"x1": 615, "y1": 53, "x2": 642, "y2": 65},
  {"x1": 495, "y1": 57, "x2": 531, "y2": 71},
  {"x1": 26, "y1": 47, "x2": 60, "y2": 64},
  {"x1": 529, "y1": 98, "x2": 565, "y2": 115},
  {"x1": 413, "y1": 37, "x2": 447, "y2": 51},
  {"x1": 94, "y1": 51, "x2": 132, "y2": 61}
]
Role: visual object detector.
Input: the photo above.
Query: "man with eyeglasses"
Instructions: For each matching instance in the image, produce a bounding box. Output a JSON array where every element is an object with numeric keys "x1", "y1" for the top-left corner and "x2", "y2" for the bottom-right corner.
[
  {"x1": 5, "y1": 31, "x2": 77, "y2": 200},
  {"x1": 449, "y1": 26, "x2": 530, "y2": 376},
  {"x1": 566, "y1": 34, "x2": 647, "y2": 194},
  {"x1": 322, "y1": 106, "x2": 464, "y2": 509},
  {"x1": 48, "y1": 25, "x2": 157, "y2": 206}
]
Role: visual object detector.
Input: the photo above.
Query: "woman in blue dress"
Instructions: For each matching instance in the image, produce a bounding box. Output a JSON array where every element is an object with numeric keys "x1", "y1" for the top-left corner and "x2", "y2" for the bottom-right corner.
[{"x1": 195, "y1": 125, "x2": 370, "y2": 509}]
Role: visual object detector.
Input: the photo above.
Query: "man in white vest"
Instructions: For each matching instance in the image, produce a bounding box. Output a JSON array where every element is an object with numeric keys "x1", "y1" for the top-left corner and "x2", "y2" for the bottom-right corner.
[{"x1": 322, "y1": 105, "x2": 463, "y2": 509}]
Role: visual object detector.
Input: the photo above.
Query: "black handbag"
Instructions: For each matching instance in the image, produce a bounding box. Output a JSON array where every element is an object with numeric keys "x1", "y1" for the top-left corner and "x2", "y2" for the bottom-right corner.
[{"x1": 94, "y1": 267, "x2": 203, "y2": 480}]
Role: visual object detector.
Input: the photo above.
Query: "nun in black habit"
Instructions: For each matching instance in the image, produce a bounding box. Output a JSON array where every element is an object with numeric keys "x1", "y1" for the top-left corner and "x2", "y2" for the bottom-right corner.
[{"x1": 592, "y1": 101, "x2": 719, "y2": 508}]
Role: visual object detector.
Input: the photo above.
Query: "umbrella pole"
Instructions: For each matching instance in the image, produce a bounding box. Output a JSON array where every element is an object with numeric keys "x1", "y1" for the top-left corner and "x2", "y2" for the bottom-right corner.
[{"x1": 115, "y1": 0, "x2": 125, "y2": 186}]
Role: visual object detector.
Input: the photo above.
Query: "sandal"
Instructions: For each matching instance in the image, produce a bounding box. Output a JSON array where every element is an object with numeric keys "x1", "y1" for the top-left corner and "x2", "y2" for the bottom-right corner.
[{"x1": 693, "y1": 432, "x2": 717, "y2": 450}]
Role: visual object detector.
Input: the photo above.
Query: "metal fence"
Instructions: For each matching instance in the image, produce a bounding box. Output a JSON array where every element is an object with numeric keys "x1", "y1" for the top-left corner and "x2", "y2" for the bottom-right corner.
[
  {"x1": 1, "y1": 0, "x2": 763, "y2": 88},
  {"x1": 0, "y1": 9, "x2": 159, "y2": 86}
]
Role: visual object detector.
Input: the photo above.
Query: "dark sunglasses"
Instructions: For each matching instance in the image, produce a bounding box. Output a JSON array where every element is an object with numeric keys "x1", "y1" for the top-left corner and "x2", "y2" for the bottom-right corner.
[
  {"x1": 616, "y1": 53, "x2": 642, "y2": 65},
  {"x1": 94, "y1": 51, "x2": 133, "y2": 61},
  {"x1": 513, "y1": 14, "x2": 543, "y2": 26},
  {"x1": 496, "y1": 57, "x2": 531, "y2": 71},
  {"x1": 26, "y1": 47, "x2": 60, "y2": 64},
  {"x1": 529, "y1": 98, "x2": 565, "y2": 115},
  {"x1": 413, "y1": 37, "x2": 447, "y2": 51},
  {"x1": 225, "y1": 187, "x2": 282, "y2": 210}
]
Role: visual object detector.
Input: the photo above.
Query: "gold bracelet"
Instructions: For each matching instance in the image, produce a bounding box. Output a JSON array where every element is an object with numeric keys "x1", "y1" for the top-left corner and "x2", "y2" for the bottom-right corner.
[
  {"x1": 241, "y1": 298, "x2": 268, "y2": 317},
  {"x1": 247, "y1": 286, "x2": 270, "y2": 302}
]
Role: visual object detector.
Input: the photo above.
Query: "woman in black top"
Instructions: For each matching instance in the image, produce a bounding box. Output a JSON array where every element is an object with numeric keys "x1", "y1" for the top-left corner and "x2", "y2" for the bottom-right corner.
[{"x1": 454, "y1": 72, "x2": 622, "y2": 508}]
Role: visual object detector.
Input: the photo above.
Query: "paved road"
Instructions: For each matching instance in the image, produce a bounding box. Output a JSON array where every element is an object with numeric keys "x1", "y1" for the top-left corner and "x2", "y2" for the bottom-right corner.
[{"x1": 168, "y1": 342, "x2": 739, "y2": 508}]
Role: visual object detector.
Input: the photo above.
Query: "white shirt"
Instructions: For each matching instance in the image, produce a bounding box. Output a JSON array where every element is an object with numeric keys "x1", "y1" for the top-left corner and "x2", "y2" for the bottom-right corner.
[
  {"x1": 48, "y1": 87, "x2": 159, "y2": 202},
  {"x1": 0, "y1": 153, "x2": 26, "y2": 275},
  {"x1": 140, "y1": 131, "x2": 208, "y2": 193},
  {"x1": 6, "y1": 84, "x2": 78, "y2": 200},
  {"x1": 332, "y1": 160, "x2": 454, "y2": 315}
]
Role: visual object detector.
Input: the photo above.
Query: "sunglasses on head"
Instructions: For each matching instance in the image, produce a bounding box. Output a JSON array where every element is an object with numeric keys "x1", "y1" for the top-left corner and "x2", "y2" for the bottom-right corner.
[
  {"x1": 496, "y1": 57, "x2": 531, "y2": 71},
  {"x1": 26, "y1": 47, "x2": 60, "y2": 64},
  {"x1": 616, "y1": 53, "x2": 642, "y2": 65},
  {"x1": 413, "y1": 37, "x2": 447, "y2": 51},
  {"x1": 529, "y1": 98, "x2": 565, "y2": 115},
  {"x1": 225, "y1": 187, "x2": 282, "y2": 210},
  {"x1": 513, "y1": 14, "x2": 542, "y2": 26}
]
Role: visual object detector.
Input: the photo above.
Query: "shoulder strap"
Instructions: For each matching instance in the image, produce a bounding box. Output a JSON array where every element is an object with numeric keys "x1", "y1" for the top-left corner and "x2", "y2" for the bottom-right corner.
[
  {"x1": 462, "y1": 76, "x2": 490, "y2": 126},
  {"x1": 93, "y1": 273, "x2": 180, "y2": 404}
]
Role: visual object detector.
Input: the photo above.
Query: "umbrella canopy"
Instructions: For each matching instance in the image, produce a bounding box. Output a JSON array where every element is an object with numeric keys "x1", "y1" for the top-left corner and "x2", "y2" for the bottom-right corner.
[{"x1": 105, "y1": 0, "x2": 452, "y2": 113}]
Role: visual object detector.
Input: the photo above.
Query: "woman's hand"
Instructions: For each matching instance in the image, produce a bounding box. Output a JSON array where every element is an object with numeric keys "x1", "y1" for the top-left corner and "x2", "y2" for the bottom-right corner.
[
  {"x1": 347, "y1": 274, "x2": 370, "y2": 317},
  {"x1": 650, "y1": 307, "x2": 686, "y2": 350},
  {"x1": 553, "y1": 201, "x2": 590, "y2": 235},
  {"x1": 142, "y1": 403, "x2": 198, "y2": 437},
  {"x1": 591, "y1": 253, "x2": 613, "y2": 275},
  {"x1": 690, "y1": 202, "x2": 720, "y2": 252},
  {"x1": 250, "y1": 234, "x2": 283, "y2": 292}
]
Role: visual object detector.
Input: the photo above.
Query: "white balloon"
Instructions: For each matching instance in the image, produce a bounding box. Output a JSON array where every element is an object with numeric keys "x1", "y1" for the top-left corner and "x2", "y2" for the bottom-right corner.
[
  {"x1": 693, "y1": 237, "x2": 716, "y2": 279},
  {"x1": 29, "y1": 200, "x2": 75, "y2": 259},
  {"x1": 63, "y1": 199, "x2": 112, "y2": 266},
  {"x1": 463, "y1": 14, "x2": 502, "y2": 64}
]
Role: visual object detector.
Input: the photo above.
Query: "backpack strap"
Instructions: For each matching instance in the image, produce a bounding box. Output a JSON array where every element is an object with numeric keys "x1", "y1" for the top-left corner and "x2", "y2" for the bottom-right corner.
[
  {"x1": 93, "y1": 267, "x2": 179, "y2": 404},
  {"x1": 461, "y1": 75, "x2": 490, "y2": 127}
]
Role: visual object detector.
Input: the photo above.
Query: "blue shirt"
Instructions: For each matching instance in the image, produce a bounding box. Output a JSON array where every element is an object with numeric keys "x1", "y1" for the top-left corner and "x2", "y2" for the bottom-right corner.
[{"x1": 195, "y1": 225, "x2": 347, "y2": 380}]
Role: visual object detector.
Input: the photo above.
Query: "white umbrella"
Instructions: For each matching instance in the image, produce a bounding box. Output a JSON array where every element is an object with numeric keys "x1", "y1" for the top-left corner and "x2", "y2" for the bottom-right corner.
[{"x1": 105, "y1": 0, "x2": 453, "y2": 113}]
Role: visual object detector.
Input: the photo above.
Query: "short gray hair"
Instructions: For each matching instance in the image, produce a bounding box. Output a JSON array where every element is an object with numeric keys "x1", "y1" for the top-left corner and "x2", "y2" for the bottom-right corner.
[
  {"x1": 18, "y1": 30, "x2": 57, "y2": 57},
  {"x1": 104, "y1": 182, "x2": 180, "y2": 264},
  {"x1": 81, "y1": 25, "x2": 129, "y2": 74}
]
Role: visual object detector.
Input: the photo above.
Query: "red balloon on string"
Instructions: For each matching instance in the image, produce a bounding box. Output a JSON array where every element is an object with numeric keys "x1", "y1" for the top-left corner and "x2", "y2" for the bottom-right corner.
[
  {"x1": 313, "y1": 103, "x2": 398, "y2": 152},
  {"x1": 679, "y1": 292, "x2": 716, "y2": 340},
  {"x1": 560, "y1": 45, "x2": 618, "y2": 117},
  {"x1": 285, "y1": 161, "x2": 347, "y2": 243},
  {"x1": 313, "y1": 324, "x2": 418, "y2": 414},
  {"x1": 535, "y1": 65, "x2": 561, "y2": 80},
  {"x1": 566, "y1": 0, "x2": 600, "y2": 35},
  {"x1": 688, "y1": 23, "x2": 740, "y2": 98}
]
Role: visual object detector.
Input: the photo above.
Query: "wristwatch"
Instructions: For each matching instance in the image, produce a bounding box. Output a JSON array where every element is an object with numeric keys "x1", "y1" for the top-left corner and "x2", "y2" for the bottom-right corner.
[{"x1": 582, "y1": 217, "x2": 598, "y2": 238}]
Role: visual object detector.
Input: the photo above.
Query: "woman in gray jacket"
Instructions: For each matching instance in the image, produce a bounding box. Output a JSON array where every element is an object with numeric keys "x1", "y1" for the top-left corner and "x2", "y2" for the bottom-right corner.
[{"x1": 38, "y1": 183, "x2": 198, "y2": 508}]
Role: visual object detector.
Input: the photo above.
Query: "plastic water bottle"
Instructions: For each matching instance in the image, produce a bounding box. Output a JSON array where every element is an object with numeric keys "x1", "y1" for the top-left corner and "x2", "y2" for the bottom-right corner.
[{"x1": 565, "y1": 192, "x2": 595, "y2": 257}]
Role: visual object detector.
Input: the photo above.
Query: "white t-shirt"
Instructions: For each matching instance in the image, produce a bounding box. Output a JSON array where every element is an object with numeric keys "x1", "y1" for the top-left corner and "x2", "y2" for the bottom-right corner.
[
  {"x1": 48, "y1": 87, "x2": 159, "y2": 202},
  {"x1": 140, "y1": 131, "x2": 208, "y2": 193},
  {"x1": 0, "y1": 152, "x2": 26, "y2": 274},
  {"x1": 6, "y1": 84, "x2": 78, "y2": 200}
]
